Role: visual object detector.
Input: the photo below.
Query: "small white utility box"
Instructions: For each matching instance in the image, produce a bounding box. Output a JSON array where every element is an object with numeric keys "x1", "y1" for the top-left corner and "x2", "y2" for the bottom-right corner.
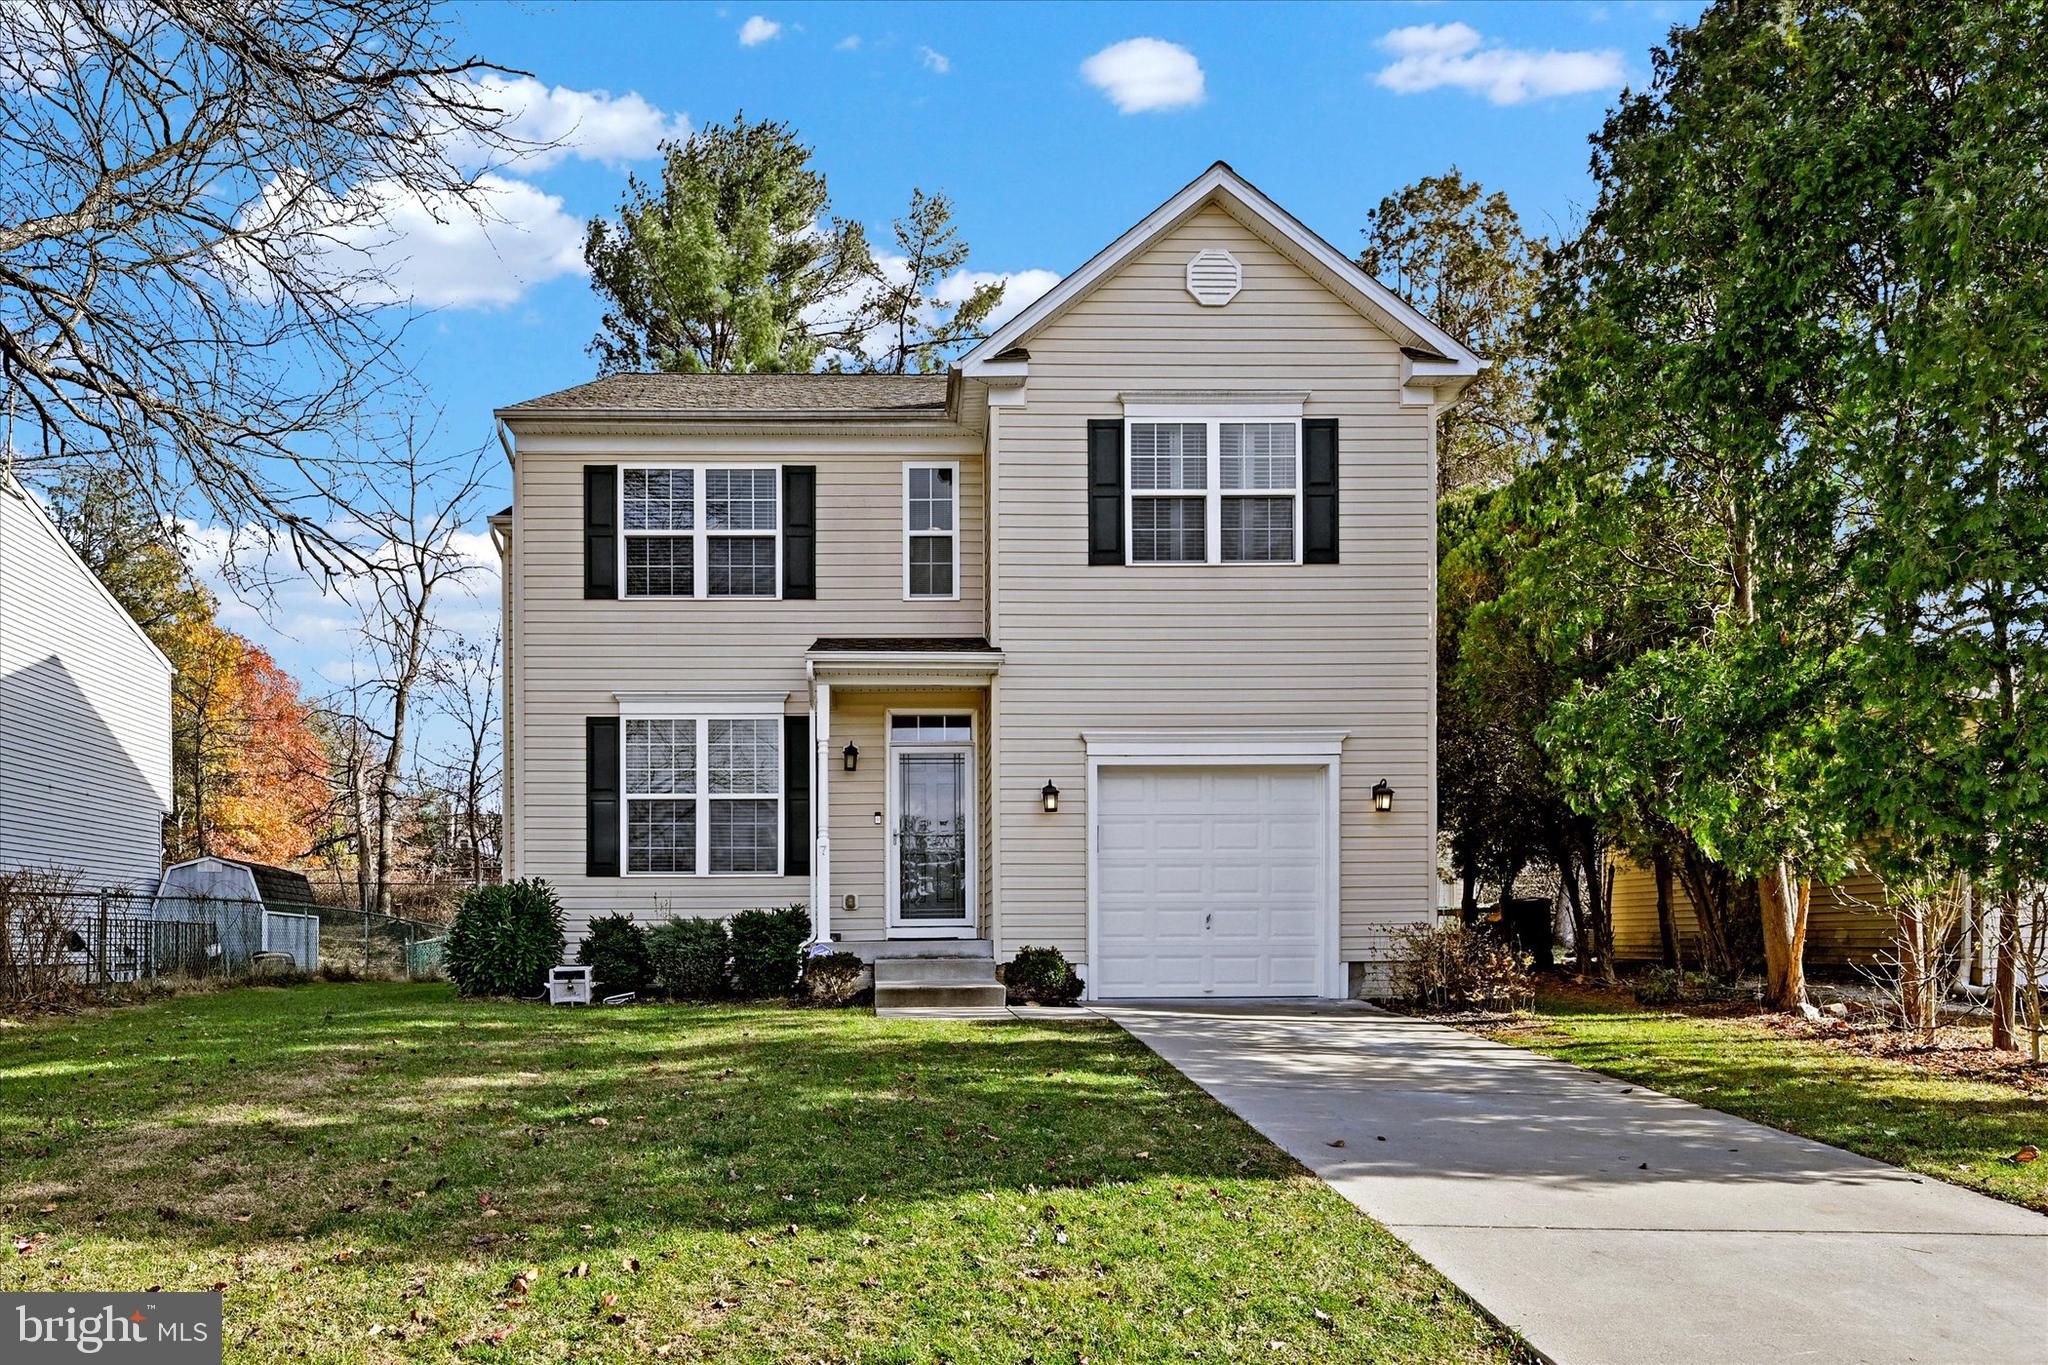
[{"x1": 547, "y1": 964, "x2": 594, "y2": 1006}]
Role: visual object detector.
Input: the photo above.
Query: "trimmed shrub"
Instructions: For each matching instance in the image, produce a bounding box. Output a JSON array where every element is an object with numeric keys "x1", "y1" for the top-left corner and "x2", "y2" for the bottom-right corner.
[
  {"x1": 446, "y1": 879, "x2": 565, "y2": 998},
  {"x1": 1391, "y1": 923, "x2": 1532, "y2": 1012},
  {"x1": 1001, "y1": 945, "x2": 1083, "y2": 1006},
  {"x1": 802, "y1": 950, "x2": 869, "y2": 1007},
  {"x1": 728, "y1": 905, "x2": 811, "y2": 997},
  {"x1": 1631, "y1": 967, "x2": 1746, "y2": 1006},
  {"x1": 577, "y1": 913, "x2": 652, "y2": 994},
  {"x1": 648, "y1": 918, "x2": 730, "y2": 1000}
]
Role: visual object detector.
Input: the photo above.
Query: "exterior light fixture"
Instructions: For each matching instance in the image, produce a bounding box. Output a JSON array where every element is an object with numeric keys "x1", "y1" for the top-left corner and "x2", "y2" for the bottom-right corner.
[
  {"x1": 872, "y1": 810, "x2": 883, "y2": 826},
  {"x1": 1041, "y1": 780, "x2": 1061, "y2": 814},
  {"x1": 843, "y1": 741, "x2": 859, "y2": 772},
  {"x1": 1372, "y1": 779, "x2": 1394, "y2": 813}
]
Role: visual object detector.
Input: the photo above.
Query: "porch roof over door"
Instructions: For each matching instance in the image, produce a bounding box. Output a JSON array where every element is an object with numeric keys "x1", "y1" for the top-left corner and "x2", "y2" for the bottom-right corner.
[{"x1": 806, "y1": 637, "x2": 1003, "y2": 687}]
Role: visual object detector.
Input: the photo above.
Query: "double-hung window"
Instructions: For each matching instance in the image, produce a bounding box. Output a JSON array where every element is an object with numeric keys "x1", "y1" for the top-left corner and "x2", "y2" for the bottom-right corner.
[
  {"x1": 624, "y1": 716, "x2": 781, "y2": 874},
  {"x1": 904, "y1": 462, "x2": 959, "y2": 599},
  {"x1": 622, "y1": 466, "x2": 779, "y2": 598},
  {"x1": 1126, "y1": 416, "x2": 1301, "y2": 565}
]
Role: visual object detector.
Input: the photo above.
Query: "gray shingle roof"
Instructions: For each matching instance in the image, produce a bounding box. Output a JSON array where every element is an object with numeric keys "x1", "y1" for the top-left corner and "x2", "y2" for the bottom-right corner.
[{"x1": 499, "y1": 372, "x2": 950, "y2": 417}]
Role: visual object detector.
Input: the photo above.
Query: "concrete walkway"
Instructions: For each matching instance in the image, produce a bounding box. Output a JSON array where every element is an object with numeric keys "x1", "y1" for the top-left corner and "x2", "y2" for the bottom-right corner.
[{"x1": 1106, "y1": 1003, "x2": 2048, "y2": 1365}]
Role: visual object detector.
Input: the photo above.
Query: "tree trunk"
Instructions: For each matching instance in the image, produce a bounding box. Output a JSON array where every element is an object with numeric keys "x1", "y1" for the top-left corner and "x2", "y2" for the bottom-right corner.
[
  {"x1": 1460, "y1": 869, "x2": 1477, "y2": 919},
  {"x1": 1759, "y1": 862, "x2": 1811, "y2": 1011},
  {"x1": 1653, "y1": 847, "x2": 1680, "y2": 970},
  {"x1": 1991, "y1": 884, "x2": 2019, "y2": 1051},
  {"x1": 1577, "y1": 820, "x2": 1615, "y2": 984},
  {"x1": 1558, "y1": 849, "x2": 1590, "y2": 976}
]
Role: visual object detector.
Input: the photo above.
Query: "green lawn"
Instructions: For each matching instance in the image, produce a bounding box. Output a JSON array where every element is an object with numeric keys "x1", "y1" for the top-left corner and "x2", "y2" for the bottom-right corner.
[
  {"x1": 0, "y1": 983, "x2": 1521, "y2": 1363},
  {"x1": 1471, "y1": 988, "x2": 2048, "y2": 1212}
]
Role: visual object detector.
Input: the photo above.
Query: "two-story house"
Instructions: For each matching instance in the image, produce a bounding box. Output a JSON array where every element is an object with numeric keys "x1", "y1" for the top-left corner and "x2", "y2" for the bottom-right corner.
[{"x1": 491, "y1": 163, "x2": 1480, "y2": 1003}]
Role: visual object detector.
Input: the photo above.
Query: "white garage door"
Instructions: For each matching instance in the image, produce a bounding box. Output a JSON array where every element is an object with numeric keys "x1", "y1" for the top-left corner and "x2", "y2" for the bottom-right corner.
[{"x1": 1094, "y1": 765, "x2": 1329, "y2": 998}]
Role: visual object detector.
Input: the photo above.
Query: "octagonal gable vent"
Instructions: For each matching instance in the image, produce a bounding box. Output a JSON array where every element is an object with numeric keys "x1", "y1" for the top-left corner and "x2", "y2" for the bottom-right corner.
[{"x1": 1185, "y1": 249, "x2": 1242, "y2": 306}]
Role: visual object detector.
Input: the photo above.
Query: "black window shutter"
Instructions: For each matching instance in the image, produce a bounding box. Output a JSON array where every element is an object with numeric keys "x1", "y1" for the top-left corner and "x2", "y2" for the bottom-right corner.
[
  {"x1": 584, "y1": 465, "x2": 618, "y2": 599},
  {"x1": 783, "y1": 715, "x2": 810, "y2": 877},
  {"x1": 1303, "y1": 418, "x2": 1340, "y2": 564},
  {"x1": 586, "y1": 716, "x2": 621, "y2": 877},
  {"x1": 782, "y1": 465, "x2": 817, "y2": 599},
  {"x1": 1086, "y1": 419, "x2": 1124, "y2": 565}
]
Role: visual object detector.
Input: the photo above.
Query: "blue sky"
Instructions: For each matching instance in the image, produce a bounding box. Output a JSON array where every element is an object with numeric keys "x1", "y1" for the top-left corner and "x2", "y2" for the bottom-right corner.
[{"x1": 212, "y1": 0, "x2": 1703, "y2": 743}]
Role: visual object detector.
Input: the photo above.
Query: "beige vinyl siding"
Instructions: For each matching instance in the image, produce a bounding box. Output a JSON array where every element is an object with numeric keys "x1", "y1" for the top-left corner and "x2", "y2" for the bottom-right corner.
[
  {"x1": 819, "y1": 688, "x2": 988, "y2": 943},
  {"x1": 1609, "y1": 859, "x2": 1893, "y2": 967},
  {"x1": 988, "y1": 205, "x2": 1437, "y2": 969},
  {"x1": 0, "y1": 476, "x2": 174, "y2": 892},
  {"x1": 501, "y1": 424, "x2": 985, "y2": 935}
]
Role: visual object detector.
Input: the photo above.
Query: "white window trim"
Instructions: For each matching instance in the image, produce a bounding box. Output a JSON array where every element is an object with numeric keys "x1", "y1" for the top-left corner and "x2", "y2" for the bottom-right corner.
[
  {"x1": 1123, "y1": 416, "x2": 1304, "y2": 567},
  {"x1": 901, "y1": 460, "x2": 962, "y2": 601},
  {"x1": 619, "y1": 463, "x2": 782, "y2": 601},
  {"x1": 620, "y1": 713, "x2": 786, "y2": 878}
]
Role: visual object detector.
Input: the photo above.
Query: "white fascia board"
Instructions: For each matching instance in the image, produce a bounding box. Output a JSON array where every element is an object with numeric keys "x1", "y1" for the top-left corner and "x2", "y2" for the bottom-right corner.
[
  {"x1": 1082, "y1": 727, "x2": 1349, "y2": 760},
  {"x1": 956, "y1": 162, "x2": 1484, "y2": 376},
  {"x1": 614, "y1": 691, "x2": 791, "y2": 717}
]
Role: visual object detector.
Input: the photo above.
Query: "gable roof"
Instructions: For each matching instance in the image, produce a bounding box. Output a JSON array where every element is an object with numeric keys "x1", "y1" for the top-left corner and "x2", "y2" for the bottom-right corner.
[
  {"x1": 956, "y1": 162, "x2": 1484, "y2": 382},
  {"x1": 1, "y1": 468, "x2": 175, "y2": 675},
  {"x1": 497, "y1": 372, "x2": 951, "y2": 420}
]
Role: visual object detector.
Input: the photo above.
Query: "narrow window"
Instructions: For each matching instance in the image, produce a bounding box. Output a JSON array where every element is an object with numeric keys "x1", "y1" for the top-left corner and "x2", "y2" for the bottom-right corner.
[
  {"x1": 706, "y1": 468, "x2": 779, "y2": 597},
  {"x1": 1220, "y1": 422, "x2": 1298, "y2": 563},
  {"x1": 707, "y1": 718, "x2": 781, "y2": 872},
  {"x1": 622, "y1": 468, "x2": 694, "y2": 597},
  {"x1": 624, "y1": 718, "x2": 695, "y2": 873},
  {"x1": 904, "y1": 464, "x2": 958, "y2": 598},
  {"x1": 1128, "y1": 422, "x2": 1207, "y2": 563}
]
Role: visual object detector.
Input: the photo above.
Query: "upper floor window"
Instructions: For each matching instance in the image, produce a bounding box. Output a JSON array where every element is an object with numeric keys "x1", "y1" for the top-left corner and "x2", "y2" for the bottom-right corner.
[
  {"x1": 904, "y1": 462, "x2": 959, "y2": 599},
  {"x1": 623, "y1": 715, "x2": 781, "y2": 875},
  {"x1": 622, "y1": 465, "x2": 779, "y2": 598},
  {"x1": 1126, "y1": 418, "x2": 1300, "y2": 565}
]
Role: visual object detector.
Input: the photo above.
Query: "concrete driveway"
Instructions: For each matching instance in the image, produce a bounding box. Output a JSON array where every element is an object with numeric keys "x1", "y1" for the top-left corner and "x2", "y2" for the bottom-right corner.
[{"x1": 1105, "y1": 1003, "x2": 2048, "y2": 1365}]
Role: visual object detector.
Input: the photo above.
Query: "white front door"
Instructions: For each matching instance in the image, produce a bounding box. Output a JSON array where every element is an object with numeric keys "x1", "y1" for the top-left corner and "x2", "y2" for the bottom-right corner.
[
  {"x1": 1093, "y1": 765, "x2": 1329, "y2": 997},
  {"x1": 886, "y1": 713, "x2": 976, "y2": 936}
]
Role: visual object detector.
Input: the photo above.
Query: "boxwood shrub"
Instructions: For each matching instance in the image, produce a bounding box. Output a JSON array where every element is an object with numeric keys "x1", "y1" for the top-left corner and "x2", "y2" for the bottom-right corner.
[
  {"x1": 648, "y1": 918, "x2": 730, "y2": 1000},
  {"x1": 728, "y1": 905, "x2": 811, "y2": 997},
  {"x1": 446, "y1": 879, "x2": 565, "y2": 997},
  {"x1": 1001, "y1": 945, "x2": 1083, "y2": 1006},
  {"x1": 576, "y1": 913, "x2": 652, "y2": 994}
]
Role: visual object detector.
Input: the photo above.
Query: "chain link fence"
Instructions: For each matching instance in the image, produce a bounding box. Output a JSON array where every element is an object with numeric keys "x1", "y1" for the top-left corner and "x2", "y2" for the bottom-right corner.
[{"x1": 1, "y1": 881, "x2": 448, "y2": 1007}]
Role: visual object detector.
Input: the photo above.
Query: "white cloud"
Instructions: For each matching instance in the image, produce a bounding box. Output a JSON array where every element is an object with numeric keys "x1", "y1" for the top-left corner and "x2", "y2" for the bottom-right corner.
[
  {"x1": 918, "y1": 45, "x2": 950, "y2": 74},
  {"x1": 739, "y1": 15, "x2": 781, "y2": 47},
  {"x1": 462, "y1": 75, "x2": 687, "y2": 169},
  {"x1": 937, "y1": 267, "x2": 1060, "y2": 330},
  {"x1": 190, "y1": 521, "x2": 503, "y2": 695},
  {"x1": 240, "y1": 172, "x2": 586, "y2": 311},
  {"x1": 1373, "y1": 22, "x2": 1624, "y2": 104},
  {"x1": 1081, "y1": 37, "x2": 1205, "y2": 114},
  {"x1": 835, "y1": 35, "x2": 862, "y2": 52}
]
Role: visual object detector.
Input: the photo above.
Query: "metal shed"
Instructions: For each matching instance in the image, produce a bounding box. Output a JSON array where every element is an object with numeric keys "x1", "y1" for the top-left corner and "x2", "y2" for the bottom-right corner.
[{"x1": 153, "y1": 858, "x2": 321, "y2": 970}]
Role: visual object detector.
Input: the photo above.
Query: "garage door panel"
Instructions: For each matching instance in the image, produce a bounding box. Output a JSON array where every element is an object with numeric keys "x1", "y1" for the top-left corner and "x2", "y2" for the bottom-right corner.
[{"x1": 1093, "y1": 764, "x2": 1329, "y2": 999}]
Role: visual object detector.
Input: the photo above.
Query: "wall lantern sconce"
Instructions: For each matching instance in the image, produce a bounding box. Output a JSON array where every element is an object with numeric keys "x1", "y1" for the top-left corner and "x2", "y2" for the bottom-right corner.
[
  {"x1": 1041, "y1": 780, "x2": 1061, "y2": 814},
  {"x1": 1372, "y1": 779, "x2": 1395, "y2": 813},
  {"x1": 843, "y1": 742, "x2": 859, "y2": 772},
  {"x1": 872, "y1": 810, "x2": 883, "y2": 826}
]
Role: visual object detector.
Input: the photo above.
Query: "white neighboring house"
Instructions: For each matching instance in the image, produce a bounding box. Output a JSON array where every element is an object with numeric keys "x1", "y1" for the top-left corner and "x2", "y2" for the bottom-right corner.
[{"x1": 0, "y1": 469, "x2": 175, "y2": 893}]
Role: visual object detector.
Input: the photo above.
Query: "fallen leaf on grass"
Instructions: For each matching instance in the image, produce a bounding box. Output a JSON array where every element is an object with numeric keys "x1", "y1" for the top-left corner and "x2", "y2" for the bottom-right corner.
[
  {"x1": 566, "y1": 1263, "x2": 590, "y2": 1279},
  {"x1": 37, "y1": 1203, "x2": 57, "y2": 1214},
  {"x1": 2007, "y1": 1145, "x2": 2039, "y2": 1164},
  {"x1": 588, "y1": 1117, "x2": 610, "y2": 1129}
]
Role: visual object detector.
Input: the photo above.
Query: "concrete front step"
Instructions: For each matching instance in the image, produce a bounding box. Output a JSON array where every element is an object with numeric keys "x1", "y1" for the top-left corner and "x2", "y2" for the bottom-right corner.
[
  {"x1": 872, "y1": 954, "x2": 1004, "y2": 985},
  {"x1": 851, "y1": 938, "x2": 993, "y2": 960},
  {"x1": 873, "y1": 982, "x2": 1010, "y2": 1010}
]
